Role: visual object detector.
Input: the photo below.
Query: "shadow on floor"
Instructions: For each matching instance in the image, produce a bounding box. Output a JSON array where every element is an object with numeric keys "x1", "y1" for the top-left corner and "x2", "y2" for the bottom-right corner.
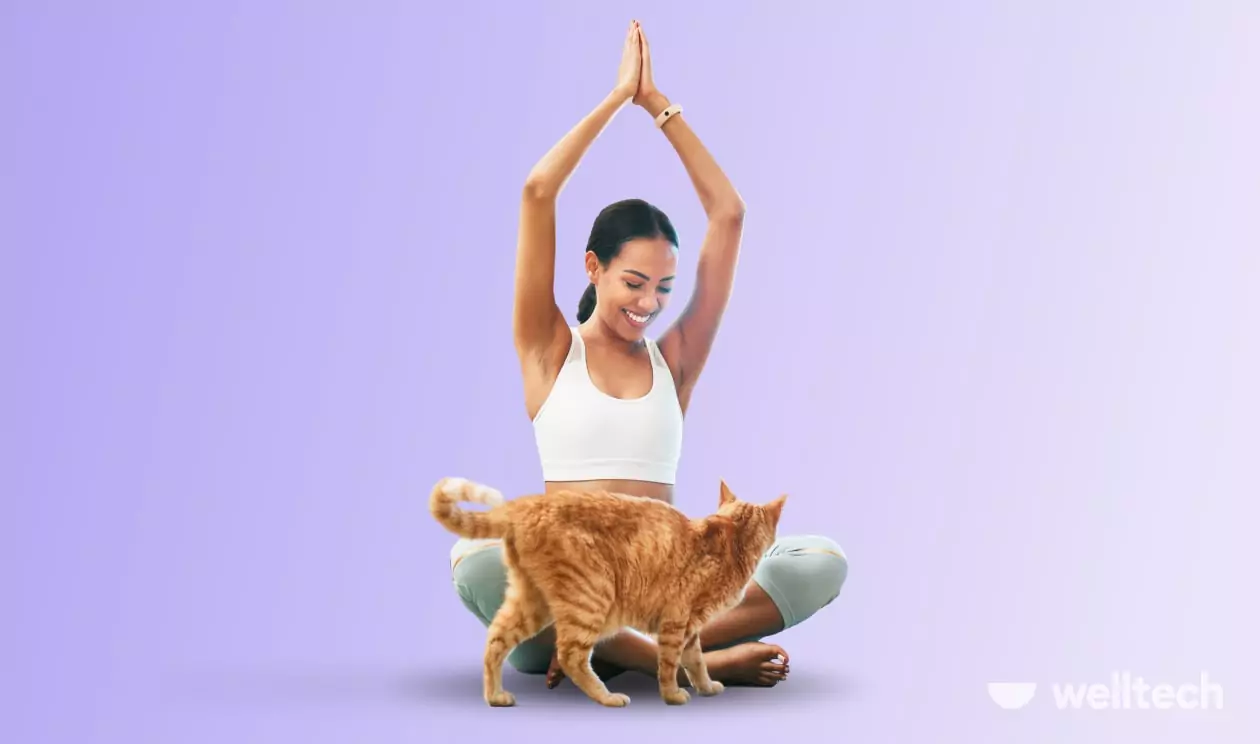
[
  {"x1": 161, "y1": 661, "x2": 862, "y2": 715},
  {"x1": 395, "y1": 664, "x2": 863, "y2": 712}
]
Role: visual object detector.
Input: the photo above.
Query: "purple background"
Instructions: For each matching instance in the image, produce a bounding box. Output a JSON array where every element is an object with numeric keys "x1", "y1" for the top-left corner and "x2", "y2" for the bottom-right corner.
[{"x1": 4, "y1": 1, "x2": 1258, "y2": 742}]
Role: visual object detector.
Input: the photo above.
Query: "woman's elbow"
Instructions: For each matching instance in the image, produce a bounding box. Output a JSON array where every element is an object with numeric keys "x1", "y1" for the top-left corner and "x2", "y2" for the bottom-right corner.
[
  {"x1": 522, "y1": 174, "x2": 559, "y2": 202},
  {"x1": 710, "y1": 200, "x2": 746, "y2": 225}
]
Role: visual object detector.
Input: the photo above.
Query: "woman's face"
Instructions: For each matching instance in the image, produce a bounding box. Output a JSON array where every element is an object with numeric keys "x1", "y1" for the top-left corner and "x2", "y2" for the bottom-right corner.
[{"x1": 587, "y1": 237, "x2": 678, "y2": 341}]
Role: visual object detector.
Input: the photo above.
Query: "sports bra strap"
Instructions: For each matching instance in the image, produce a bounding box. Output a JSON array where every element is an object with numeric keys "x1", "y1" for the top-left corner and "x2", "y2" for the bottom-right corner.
[
  {"x1": 646, "y1": 337, "x2": 669, "y2": 370},
  {"x1": 564, "y1": 326, "x2": 585, "y2": 365},
  {"x1": 566, "y1": 327, "x2": 665, "y2": 370}
]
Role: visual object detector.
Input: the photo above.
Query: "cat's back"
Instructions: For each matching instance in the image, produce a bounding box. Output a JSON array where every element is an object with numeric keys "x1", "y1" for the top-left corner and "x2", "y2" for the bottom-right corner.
[
  {"x1": 508, "y1": 489, "x2": 691, "y2": 554},
  {"x1": 512, "y1": 488, "x2": 676, "y2": 517},
  {"x1": 555, "y1": 489, "x2": 684, "y2": 529}
]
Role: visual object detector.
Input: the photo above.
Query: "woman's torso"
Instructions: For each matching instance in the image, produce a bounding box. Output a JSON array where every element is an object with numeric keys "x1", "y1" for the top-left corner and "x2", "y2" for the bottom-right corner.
[{"x1": 526, "y1": 326, "x2": 683, "y2": 504}]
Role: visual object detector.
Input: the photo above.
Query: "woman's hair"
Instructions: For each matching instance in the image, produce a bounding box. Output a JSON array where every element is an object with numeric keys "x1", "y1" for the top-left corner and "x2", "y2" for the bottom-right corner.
[{"x1": 577, "y1": 198, "x2": 679, "y2": 323}]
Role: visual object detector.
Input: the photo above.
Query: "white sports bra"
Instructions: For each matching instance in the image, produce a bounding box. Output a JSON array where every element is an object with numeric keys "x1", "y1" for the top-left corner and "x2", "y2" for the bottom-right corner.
[{"x1": 531, "y1": 327, "x2": 684, "y2": 485}]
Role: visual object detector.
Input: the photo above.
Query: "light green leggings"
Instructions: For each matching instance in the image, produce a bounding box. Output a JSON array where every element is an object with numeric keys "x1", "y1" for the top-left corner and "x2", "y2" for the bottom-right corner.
[{"x1": 449, "y1": 534, "x2": 849, "y2": 674}]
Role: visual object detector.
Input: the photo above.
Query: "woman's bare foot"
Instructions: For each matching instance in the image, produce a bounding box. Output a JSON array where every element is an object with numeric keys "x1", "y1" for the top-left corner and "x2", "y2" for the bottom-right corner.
[{"x1": 701, "y1": 642, "x2": 790, "y2": 687}]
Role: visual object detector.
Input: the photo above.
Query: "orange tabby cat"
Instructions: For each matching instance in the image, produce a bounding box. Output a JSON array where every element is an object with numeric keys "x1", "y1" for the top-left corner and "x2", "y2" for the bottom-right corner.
[{"x1": 429, "y1": 476, "x2": 787, "y2": 708}]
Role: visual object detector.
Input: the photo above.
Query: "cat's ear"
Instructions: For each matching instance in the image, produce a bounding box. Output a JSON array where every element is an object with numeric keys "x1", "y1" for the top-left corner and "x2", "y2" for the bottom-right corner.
[
  {"x1": 763, "y1": 494, "x2": 788, "y2": 525},
  {"x1": 718, "y1": 479, "x2": 737, "y2": 507}
]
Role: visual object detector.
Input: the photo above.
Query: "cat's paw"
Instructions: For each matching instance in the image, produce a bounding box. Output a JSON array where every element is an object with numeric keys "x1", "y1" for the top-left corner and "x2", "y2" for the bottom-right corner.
[
  {"x1": 486, "y1": 690, "x2": 516, "y2": 707},
  {"x1": 662, "y1": 688, "x2": 691, "y2": 705},
  {"x1": 600, "y1": 692, "x2": 631, "y2": 707},
  {"x1": 697, "y1": 681, "x2": 725, "y2": 697}
]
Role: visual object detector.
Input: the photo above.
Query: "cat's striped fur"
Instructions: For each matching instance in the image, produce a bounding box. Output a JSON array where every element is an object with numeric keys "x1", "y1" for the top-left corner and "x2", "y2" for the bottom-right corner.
[{"x1": 430, "y1": 476, "x2": 786, "y2": 707}]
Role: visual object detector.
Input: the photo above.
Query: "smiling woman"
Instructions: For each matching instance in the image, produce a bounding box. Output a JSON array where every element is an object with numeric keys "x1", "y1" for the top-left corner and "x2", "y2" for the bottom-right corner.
[
  {"x1": 446, "y1": 19, "x2": 849, "y2": 693},
  {"x1": 576, "y1": 199, "x2": 679, "y2": 334}
]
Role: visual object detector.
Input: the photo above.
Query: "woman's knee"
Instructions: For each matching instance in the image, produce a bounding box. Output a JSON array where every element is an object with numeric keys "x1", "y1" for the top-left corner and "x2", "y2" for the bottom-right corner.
[
  {"x1": 451, "y1": 543, "x2": 508, "y2": 625},
  {"x1": 754, "y1": 534, "x2": 849, "y2": 628},
  {"x1": 800, "y1": 535, "x2": 849, "y2": 597}
]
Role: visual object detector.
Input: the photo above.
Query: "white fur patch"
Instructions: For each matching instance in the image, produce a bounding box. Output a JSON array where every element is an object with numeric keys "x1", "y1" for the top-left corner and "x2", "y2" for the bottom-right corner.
[
  {"x1": 473, "y1": 484, "x2": 505, "y2": 506},
  {"x1": 440, "y1": 477, "x2": 504, "y2": 506},
  {"x1": 440, "y1": 477, "x2": 470, "y2": 498}
]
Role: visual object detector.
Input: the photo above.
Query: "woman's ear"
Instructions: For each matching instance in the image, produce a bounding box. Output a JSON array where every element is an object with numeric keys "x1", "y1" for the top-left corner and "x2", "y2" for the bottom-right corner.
[{"x1": 584, "y1": 251, "x2": 600, "y2": 282}]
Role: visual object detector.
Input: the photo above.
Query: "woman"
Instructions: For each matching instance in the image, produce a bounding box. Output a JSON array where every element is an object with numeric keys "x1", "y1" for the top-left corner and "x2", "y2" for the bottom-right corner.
[{"x1": 449, "y1": 21, "x2": 848, "y2": 690}]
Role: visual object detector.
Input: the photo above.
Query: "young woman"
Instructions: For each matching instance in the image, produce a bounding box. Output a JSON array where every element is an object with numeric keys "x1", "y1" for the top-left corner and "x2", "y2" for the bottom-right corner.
[{"x1": 448, "y1": 20, "x2": 848, "y2": 690}]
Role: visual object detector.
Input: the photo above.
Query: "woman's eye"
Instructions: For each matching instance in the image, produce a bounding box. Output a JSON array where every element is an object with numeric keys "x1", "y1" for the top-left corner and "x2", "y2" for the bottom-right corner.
[
  {"x1": 625, "y1": 282, "x2": 643, "y2": 290},
  {"x1": 658, "y1": 286, "x2": 672, "y2": 294}
]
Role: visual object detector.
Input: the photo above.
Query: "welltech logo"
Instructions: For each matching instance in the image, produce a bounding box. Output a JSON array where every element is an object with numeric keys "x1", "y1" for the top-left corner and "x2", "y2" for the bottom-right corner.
[{"x1": 988, "y1": 672, "x2": 1224, "y2": 711}]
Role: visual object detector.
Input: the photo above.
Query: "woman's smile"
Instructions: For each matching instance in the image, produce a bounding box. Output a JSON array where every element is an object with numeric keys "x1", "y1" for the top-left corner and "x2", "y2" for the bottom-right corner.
[{"x1": 622, "y1": 308, "x2": 655, "y2": 327}]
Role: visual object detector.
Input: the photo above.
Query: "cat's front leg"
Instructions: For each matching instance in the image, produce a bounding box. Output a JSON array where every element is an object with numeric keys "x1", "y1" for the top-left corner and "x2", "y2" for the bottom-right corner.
[
  {"x1": 681, "y1": 633, "x2": 724, "y2": 697},
  {"x1": 655, "y1": 618, "x2": 691, "y2": 705}
]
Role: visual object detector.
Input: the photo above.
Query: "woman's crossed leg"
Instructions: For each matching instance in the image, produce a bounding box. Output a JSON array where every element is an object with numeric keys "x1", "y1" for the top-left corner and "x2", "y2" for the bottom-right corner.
[{"x1": 448, "y1": 534, "x2": 848, "y2": 688}]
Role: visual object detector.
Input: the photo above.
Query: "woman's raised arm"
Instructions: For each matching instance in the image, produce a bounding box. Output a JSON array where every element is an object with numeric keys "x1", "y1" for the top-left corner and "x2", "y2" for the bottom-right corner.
[
  {"x1": 513, "y1": 21, "x2": 643, "y2": 366},
  {"x1": 637, "y1": 26, "x2": 747, "y2": 411}
]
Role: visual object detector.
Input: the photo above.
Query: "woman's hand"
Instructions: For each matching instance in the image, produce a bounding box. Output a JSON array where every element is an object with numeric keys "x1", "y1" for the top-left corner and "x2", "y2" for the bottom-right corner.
[
  {"x1": 632, "y1": 24, "x2": 669, "y2": 116},
  {"x1": 614, "y1": 20, "x2": 643, "y2": 102}
]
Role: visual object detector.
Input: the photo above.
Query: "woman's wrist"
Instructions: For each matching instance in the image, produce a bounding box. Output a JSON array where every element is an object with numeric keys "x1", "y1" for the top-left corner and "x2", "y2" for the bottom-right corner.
[
  {"x1": 638, "y1": 92, "x2": 671, "y2": 119},
  {"x1": 611, "y1": 85, "x2": 638, "y2": 106}
]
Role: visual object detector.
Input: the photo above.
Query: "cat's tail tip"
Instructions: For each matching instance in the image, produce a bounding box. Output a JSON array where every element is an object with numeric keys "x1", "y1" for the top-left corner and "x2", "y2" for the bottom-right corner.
[
  {"x1": 429, "y1": 477, "x2": 509, "y2": 538},
  {"x1": 435, "y1": 477, "x2": 505, "y2": 507}
]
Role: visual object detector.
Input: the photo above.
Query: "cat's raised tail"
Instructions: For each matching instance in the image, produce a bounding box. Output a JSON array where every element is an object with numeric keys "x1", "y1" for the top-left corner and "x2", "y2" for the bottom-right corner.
[{"x1": 429, "y1": 477, "x2": 510, "y2": 539}]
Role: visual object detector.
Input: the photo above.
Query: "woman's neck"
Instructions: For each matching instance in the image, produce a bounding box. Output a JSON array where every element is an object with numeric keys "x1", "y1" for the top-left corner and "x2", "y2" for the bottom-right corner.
[{"x1": 581, "y1": 318, "x2": 646, "y2": 353}]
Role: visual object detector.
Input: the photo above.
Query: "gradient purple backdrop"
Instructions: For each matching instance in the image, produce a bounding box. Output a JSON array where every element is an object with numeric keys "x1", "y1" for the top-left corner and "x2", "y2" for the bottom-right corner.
[{"x1": 4, "y1": 1, "x2": 1258, "y2": 742}]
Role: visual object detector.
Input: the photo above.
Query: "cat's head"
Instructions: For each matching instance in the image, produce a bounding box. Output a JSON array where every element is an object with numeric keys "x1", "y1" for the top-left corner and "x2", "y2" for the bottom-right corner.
[{"x1": 713, "y1": 479, "x2": 787, "y2": 555}]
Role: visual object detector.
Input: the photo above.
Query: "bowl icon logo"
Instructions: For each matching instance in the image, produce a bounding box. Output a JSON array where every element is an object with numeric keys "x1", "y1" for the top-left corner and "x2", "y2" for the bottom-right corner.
[{"x1": 988, "y1": 681, "x2": 1037, "y2": 710}]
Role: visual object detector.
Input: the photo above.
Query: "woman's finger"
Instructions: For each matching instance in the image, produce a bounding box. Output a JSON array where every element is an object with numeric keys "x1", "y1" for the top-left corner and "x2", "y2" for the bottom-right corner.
[
  {"x1": 639, "y1": 27, "x2": 653, "y2": 82},
  {"x1": 635, "y1": 29, "x2": 648, "y2": 82}
]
